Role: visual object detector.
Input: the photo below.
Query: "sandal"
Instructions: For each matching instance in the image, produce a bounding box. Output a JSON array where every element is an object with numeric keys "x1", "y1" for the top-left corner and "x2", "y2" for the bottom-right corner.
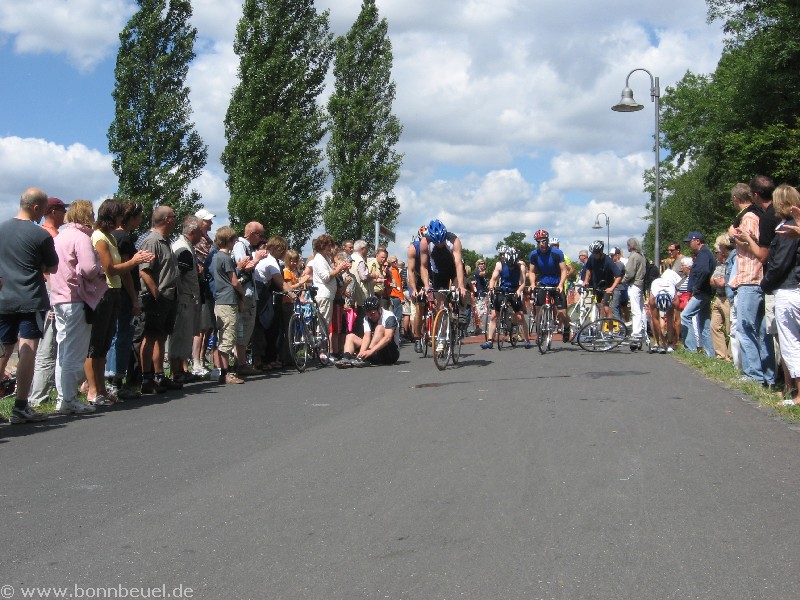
[{"x1": 88, "y1": 394, "x2": 114, "y2": 406}]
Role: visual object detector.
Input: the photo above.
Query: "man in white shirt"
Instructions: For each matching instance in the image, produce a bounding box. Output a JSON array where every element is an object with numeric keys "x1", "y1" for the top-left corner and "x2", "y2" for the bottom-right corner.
[{"x1": 337, "y1": 296, "x2": 400, "y2": 367}]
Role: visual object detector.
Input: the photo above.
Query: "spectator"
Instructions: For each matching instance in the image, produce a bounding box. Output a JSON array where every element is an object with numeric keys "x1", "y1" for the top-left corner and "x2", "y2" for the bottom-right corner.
[
  {"x1": 710, "y1": 233, "x2": 734, "y2": 361},
  {"x1": 667, "y1": 242, "x2": 685, "y2": 273},
  {"x1": 680, "y1": 232, "x2": 716, "y2": 357},
  {"x1": 211, "y1": 226, "x2": 246, "y2": 384},
  {"x1": 0, "y1": 188, "x2": 58, "y2": 424},
  {"x1": 29, "y1": 197, "x2": 68, "y2": 407},
  {"x1": 330, "y1": 251, "x2": 354, "y2": 359},
  {"x1": 473, "y1": 258, "x2": 488, "y2": 335},
  {"x1": 338, "y1": 295, "x2": 400, "y2": 367},
  {"x1": 386, "y1": 255, "x2": 404, "y2": 325},
  {"x1": 729, "y1": 181, "x2": 775, "y2": 385},
  {"x1": 610, "y1": 247, "x2": 628, "y2": 321},
  {"x1": 280, "y1": 249, "x2": 307, "y2": 364},
  {"x1": 349, "y1": 240, "x2": 370, "y2": 337},
  {"x1": 623, "y1": 238, "x2": 646, "y2": 346},
  {"x1": 138, "y1": 206, "x2": 182, "y2": 394},
  {"x1": 252, "y1": 235, "x2": 288, "y2": 370},
  {"x1": 367, "y1": 246, "x2": 388, "y2": 298},
  {"x1": 232, "y1": 222, "x2": 267, "y2": 376},
  {"x1": 760, "y1": 184, "x2": 800, "y2": 404},
  {"x1": 648, "y1": 268, "x2": 682, "y2": 353},
  {"x1": 675, "y1": 256, "x2": 693, "y2": 349},
  {"x1": 192, "y1": 209, "x2": 215, "y2": 377},
  {"x1": 168, "y1": 216, "x2": 204, "y2": 383},
  {"x1": 105, "y1": 200, "x2": 146, "y2": 399},
  {"x1": 311, "y1": 234, "x2": 351, "y2": 358},
  {"x1": 88, "y1": 199, "x2": 154, "y2": 405},
  {"x1": 50, "y1": 200, "x2": 105, "y2": 415}
]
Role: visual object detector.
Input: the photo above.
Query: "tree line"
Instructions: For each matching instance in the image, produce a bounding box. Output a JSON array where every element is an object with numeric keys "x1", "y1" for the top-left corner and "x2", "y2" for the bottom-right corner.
[
  {"x1": 642, "y1": 0, "x2": 800, "y2": 259},
  {"x1": 108, "y1": 0, "x2": 402, "y2": 249}
]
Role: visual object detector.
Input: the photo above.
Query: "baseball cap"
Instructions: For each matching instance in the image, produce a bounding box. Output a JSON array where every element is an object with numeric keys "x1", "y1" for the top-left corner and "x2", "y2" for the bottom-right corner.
[
  {"x1": 195, "y1": 208, "x2": 215, "y2": 221},
  {"x1": 683, "y1": 231, "x2": 704, "y2": 242},
  {"x1": 47, "y1": 197, "x2": 68, "y2": 211}
]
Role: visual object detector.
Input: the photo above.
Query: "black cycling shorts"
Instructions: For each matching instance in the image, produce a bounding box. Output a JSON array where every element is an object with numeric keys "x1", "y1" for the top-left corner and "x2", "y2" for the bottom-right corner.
[
  {"x1": 533, "y1": 287, "x2": 566, "y2": 309},
  {"x1": 491, "y1": 291, "x2": 523, "y2": 313}
]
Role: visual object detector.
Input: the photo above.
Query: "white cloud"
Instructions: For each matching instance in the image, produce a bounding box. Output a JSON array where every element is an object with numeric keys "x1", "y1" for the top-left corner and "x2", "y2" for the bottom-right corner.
[
  {"x1": 0, "y1": 137, "x2": 116, "y2": 219},
  {"x1": 0, "y1": 0, "x2": 133, "y2": 71}
]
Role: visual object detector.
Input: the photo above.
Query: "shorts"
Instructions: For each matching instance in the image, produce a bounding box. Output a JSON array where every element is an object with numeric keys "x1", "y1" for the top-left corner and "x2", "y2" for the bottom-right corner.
[
  {"x1": 237, "y1": 295, "x2": 256, "y2": 346},
  {"x1": 167, "y1": 298, "x2": 200, "y2": 359},
  {"x1": 533, "y1": 287, "x2": 566, "y2": 309},
  {"x1": 367, "y1": 342, "x2": 400, "y2": 365},
  {"x1": 316, "y1": 296, "x2": 334, "y2": 329},
  {"x1": 492, "y1": 291, "x2": 523, "y2": 313},
  {"x1": 431, "y1": 270, "x2": 454, "y2": 291},
  {"x1": 199, "y1": 301, "x2": 214, "y2": 330},
  {"x1": 141, "y1": 292, "x2": 178, "y2": 336},
  {"x1": 0, "y1": 311, "x2": 46, "y2": 345},
  {"x1": 592, "y1": 289, "x2": 613, "y2": 306},
  {"x1": 214, "y1": 304, "x2": 239, "y2": 355},
  {"x1": 88, "y1": 288, "x2": 120, "y2": 358}
]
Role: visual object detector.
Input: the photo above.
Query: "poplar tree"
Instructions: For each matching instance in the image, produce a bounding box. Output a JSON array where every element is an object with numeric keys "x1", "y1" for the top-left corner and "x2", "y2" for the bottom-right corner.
[
  {"x1": 323, "y1": 0, "x2": 403, "y2": 243},
  {"x1": 223, "y1": 0, "x2": 333, "y2": 248},
  {"x1": 108, "y1": 0, "x2": 207, "y2": 229}
]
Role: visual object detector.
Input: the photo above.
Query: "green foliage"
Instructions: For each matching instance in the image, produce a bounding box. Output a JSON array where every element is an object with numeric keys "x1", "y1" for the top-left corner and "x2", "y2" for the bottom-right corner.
[
  {"x1": 108, "y1": 0, "x2": 207, "y2": 233},
  {"x1": 500, "y1": 232, "x2": 535, "y2": 262},
  {"x1": 323, "y1": 0, "x2": 403, "y2": 244},
  {"x1": 223, "y1": 0, "x2": 333, "y2": 250},
  {"x1": 653, "y1": 0, "x2": 800, "y2": 261},
  {"x1": 460, "y1": 248, "x2": 484, "y2": 271}
]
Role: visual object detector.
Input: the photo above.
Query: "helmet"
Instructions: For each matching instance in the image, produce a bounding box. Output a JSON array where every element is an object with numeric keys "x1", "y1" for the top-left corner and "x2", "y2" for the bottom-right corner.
[
  {"x1": 505, "y1": 246, "x2": 518, "y2": 262},
  {"x1": 550, "y1": 237, "x2": 560, "y2": 245},
  {"x1": 363, "y1": 295, "x2": 381, "y2": 311},
  {"x1": 418, "y1": 225, "x2": 427, "y2": 240},
  {"x1": 534, "y1": 229, "x2": 549, "y2": 241},
  {"x1": 497, "y1": 244, "x2": 509, "y2": 256},
  {"x1": 655, "y1": 291, "x2": 673, "y2": 312},
  {"x1": 427, "y1": 219, "x2": 448, "y2": 245},
  {"x1": 589, "y1": 240, "x2": 604, "y2": 253}
]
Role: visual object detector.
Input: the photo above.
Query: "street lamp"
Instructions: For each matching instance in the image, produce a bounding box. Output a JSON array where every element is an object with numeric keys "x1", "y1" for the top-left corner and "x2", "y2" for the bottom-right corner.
[
  {"x1": 612, "y1": 68, "x2": 661, "y2": 264},
  {"x1": 592, "y1": 212, "x2": 610, "y2": 250}
]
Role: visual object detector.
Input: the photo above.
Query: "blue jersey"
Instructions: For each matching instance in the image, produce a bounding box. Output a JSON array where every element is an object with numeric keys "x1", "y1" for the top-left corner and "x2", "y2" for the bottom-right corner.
[
  {"x1": 529, "y1": 247, "x2": 564, "y2": 286},
  {"x1": 499, "y1": 261, "x2": 522, "y2": 291}
]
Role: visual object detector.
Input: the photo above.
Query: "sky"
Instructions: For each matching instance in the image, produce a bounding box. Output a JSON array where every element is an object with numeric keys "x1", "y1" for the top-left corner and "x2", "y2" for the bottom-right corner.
[{"x1": 0, "y1": 0, "x2": 725, "y2": 261}]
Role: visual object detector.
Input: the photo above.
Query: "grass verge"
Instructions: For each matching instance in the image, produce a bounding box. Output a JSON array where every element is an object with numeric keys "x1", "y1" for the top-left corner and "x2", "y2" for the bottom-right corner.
[{"x1": 672, "y1": 347, "x2": 799, "y2": 423}]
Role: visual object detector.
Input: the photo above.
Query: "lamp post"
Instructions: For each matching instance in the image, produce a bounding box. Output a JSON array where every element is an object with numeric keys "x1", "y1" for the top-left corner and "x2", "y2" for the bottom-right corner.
[
  {"x1": 592, "y1": 212, "x2": 610, "y2": 251},
  {"x1": 612, "y1": 68, "x2": 661, "y2": 264}
]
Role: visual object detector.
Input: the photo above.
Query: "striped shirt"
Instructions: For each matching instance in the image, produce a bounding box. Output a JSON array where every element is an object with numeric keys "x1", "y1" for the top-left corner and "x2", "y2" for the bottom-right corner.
[{"x1": 730, "y1": 211, "x2": 763, "y2": 286}]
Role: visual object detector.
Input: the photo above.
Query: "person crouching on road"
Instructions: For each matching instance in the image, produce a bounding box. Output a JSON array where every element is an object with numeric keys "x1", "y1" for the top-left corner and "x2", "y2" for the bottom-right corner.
[{"x1": 336, "y1": 296, "x2": 400, "y2": 368}]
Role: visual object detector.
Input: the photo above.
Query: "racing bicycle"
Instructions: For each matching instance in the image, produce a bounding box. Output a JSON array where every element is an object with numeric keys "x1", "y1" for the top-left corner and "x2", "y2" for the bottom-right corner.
[
  {"x1": 533, "y1": 285, "x2": 560, "y2": 354},
  {"x1": 431, "y1": 288, "x2": 464, "y2": 370},
  {"x1": 286, "y1": 287, "x2": 331, "y2": 371}
]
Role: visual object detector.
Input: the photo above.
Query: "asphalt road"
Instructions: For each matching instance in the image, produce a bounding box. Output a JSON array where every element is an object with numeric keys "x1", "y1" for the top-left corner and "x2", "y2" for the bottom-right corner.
[{"x1": 1, "y1": 339, "x2": 799, "y2": 600}]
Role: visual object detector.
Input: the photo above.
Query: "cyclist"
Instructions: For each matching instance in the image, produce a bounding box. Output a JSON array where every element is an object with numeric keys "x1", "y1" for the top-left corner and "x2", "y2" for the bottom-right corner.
[
  {"x1": 648, "y1": 268, "x2": 682, "y2": 353},
  {"x1": 529, "y1": 230, "x2": 571, "y2": 341},
  {"x1": 481, "y1": 245, "x2": 532, "y2": 349},
  {"x1": 581, "y1": 240, "x2": 622, "y2": 318},
  {"x1": 419, "y1": 219, "x2": 468, "y2": 306},
  {"x1": 406, "y1": 225, "x2": 428, "y2": 353}
]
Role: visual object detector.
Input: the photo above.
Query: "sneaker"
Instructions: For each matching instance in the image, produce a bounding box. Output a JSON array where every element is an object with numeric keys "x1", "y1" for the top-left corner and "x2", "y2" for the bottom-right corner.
[
  {"x1": 140, "y1": 379, "x2": 167, "y2": 395},
  {"x1": 10, "y1": 405, "x2": 48, "y2": 424},
  {"x1": 237, "y1": 364, "x2": 262, "y2": 377},
  {"x1": 57, "y1": 400, "x2": 96, "y2": 415},
  {"x1": 414, "y1": 340, "x2": 422, "y2": 353},
  {"x1": 155, "y1": 375, "x2": 183, "y2": 390},
  {"x1": 191, "y1": 366, "x2": 210, "y2": 378},
  {"x1": 172, "y1": 371, "x2": 196, "y2": 385},
  {"x1": 116, "y1": 388, "x2": 141, "y2": 400},
  {"x1": 225, "y1": 372, "x2": 245, "y2": 384},
  {"x1": 666, "y1": 346, "x2": 675, "y2": 354},
  {"x1": 524, "y1": 341, "x2": 532, "y2": 349},
  {"x1": 88, "y1": 394, "x2": 114, "y2": 406},
  {"x1": 351, "y1": 357, "x2": 369, "y2": 368},
  {"x1": 335, "y1": 358, "x2": 352, "y2": 369},
  {"x1": 480, "y1": 341, "x2": 493, "y2": 350}
]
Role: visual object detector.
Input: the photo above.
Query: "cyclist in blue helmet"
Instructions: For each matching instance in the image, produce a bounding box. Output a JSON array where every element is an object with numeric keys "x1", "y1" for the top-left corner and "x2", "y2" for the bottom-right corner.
[{"x1": 419, "y1": 219, "x2": 467, "y2": 308}]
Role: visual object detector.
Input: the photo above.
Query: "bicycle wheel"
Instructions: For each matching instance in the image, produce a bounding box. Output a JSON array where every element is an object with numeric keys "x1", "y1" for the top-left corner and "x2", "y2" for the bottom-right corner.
[
  {"x1": 287, "y1": 313, "x2": 309, "y2": 372},
  {"x1": 314, "y1": 313, "x2": 332, "y2": 366},
  {"x1": 577, "y1": 318, "x2": 627, "y2": 352},
  {"x1": 432, "y1": 309, "x2": 452, "y2": 370},
  {"x1": 422, "y1": 312, "x2": 431, "y2": 358},
  {"x1": 537, "y1": 306, "x2": 553, "y2": 354},
  {"x1": 495, "y1": 308, "x2": 504, "y2": 350},
  {"x1": 452, "y1": 316, "x2": 462, "y2": 364},
  {"x1": 507, "y1": 313, "x2": 519, "y2": 348}
]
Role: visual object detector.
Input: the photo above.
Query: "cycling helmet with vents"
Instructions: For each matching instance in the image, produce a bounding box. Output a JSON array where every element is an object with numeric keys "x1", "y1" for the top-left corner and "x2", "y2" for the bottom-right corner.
[{"x1": 427, "y1": 219, "x2": 448, "y2": 245}]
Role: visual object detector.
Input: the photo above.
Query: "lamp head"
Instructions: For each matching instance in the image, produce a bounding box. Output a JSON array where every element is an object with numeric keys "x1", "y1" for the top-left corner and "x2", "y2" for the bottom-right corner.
[
  {"x1": 612, "y1": 87, "x2": 644, "y2": 112},
  {"x1": 592, "y1": 219, "x2": 602, "y2": 229}
]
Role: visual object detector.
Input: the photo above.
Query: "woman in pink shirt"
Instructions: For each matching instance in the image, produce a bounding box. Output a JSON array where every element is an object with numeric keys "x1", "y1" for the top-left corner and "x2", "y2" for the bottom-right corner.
[{"x1": 50, "y1": 201, "x2": 107, "y2": 415}]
